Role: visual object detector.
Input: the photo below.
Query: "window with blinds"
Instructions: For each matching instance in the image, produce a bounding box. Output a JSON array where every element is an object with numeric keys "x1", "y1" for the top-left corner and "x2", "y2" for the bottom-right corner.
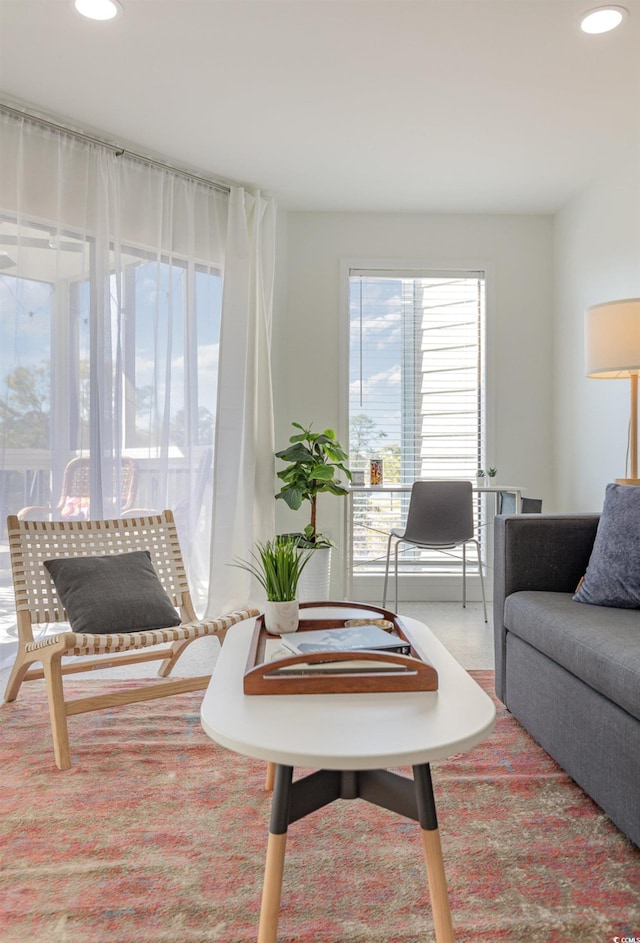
[{"x1": 348, "y1": 269, "x2": 486, "y2": 574}]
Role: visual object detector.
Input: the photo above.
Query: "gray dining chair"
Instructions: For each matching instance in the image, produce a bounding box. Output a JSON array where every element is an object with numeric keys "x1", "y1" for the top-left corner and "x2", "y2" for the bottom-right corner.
[{"x1": 382, "y1": 480, "x2": 487, "y2": 622}]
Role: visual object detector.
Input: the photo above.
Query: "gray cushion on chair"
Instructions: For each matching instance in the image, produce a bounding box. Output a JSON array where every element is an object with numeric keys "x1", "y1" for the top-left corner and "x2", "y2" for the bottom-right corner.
[
  {"x1": 573, "y1": 482, "x2": 640, "y2": 609},
  {"x1": 44, "y1": 550, "x2": 181, "y2": 634}
]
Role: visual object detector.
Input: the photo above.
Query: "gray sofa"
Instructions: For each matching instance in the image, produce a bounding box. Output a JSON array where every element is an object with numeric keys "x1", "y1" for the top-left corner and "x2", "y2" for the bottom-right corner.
[{"x1": 493, "y1": 513, "x2": 640, "y2": 847}]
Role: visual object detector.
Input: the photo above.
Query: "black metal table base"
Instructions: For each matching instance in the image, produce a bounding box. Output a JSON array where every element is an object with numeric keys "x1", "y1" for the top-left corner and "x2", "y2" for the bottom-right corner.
[
  {"x1": 257, "y1": 762, "x2": 455, "y2": 943},
  {"x1": 269, "y1": 762, "x2": 439, "y2": 833}
]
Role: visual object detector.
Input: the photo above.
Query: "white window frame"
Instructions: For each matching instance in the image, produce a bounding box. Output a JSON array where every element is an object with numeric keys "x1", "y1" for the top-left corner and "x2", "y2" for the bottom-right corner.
[{"x1": 339, "y1": 258, "x2": 497, "y2": 601}]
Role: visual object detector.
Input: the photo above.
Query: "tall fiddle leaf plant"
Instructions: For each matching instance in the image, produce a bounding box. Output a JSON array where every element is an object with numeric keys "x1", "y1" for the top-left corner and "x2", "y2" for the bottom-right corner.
[{"x1": 275, "y1": 422, "x2": 351, "y2": 546}]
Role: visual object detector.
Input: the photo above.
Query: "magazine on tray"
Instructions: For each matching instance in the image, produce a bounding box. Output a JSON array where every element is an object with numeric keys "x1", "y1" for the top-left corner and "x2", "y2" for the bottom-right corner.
[{"x1": 279, "y1": 623, "x2": 412, "y2": 657}]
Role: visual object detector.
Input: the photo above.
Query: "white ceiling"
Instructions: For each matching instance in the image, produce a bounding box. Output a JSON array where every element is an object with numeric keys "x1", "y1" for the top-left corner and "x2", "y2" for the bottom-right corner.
[{"x1": 1, "y1": 0, "x2": 639, "y2": 213}]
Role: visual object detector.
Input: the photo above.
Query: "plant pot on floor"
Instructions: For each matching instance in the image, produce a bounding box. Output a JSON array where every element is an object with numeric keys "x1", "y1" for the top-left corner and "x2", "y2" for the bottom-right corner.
[{"x1": 298, "y1": 546, "x2": 332, "y2": 602}]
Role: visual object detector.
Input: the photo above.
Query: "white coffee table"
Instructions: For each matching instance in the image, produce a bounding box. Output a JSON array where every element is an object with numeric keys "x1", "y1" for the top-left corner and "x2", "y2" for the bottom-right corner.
[{"x1": 201, "y1": 605, "x2": 496, "y2": 943}]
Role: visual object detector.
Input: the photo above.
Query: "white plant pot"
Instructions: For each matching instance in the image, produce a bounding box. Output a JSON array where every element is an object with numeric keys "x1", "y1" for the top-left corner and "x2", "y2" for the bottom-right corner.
[
  {"x1": 298, "y1": 546, "x2": 332, "y2": 602},
  {"x1": 263, "y1": 600, "x2": 300, "y2": 635}
]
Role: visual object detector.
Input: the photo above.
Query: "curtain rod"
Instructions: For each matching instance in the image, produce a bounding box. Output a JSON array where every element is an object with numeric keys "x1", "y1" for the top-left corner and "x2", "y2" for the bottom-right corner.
[{"x1": 0, "y1": 101, "x2": 232, "y2": 197}]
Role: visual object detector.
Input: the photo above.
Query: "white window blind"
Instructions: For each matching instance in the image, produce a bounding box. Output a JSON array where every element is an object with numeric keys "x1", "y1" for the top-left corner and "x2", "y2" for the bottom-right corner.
[
  {"x1": 348, "y1": 269, "x2": 486, "y2": 573},
  {"x1": 349, "y1": 270, "x2": 485, "y2": 481}
]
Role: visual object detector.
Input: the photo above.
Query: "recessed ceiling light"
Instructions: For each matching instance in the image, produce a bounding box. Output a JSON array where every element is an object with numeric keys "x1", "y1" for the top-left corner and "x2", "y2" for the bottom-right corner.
[
  {"x1": 74, "y1": 0, "x2": 123, "y2": 21},
  {"x1": 580, "y1": 5, "x2": 628, "y2": 33}
]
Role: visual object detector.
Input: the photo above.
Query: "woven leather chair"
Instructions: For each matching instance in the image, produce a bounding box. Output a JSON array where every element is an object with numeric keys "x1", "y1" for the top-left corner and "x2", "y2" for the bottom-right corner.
[
  {"x1": 17, "y1": 456, "x2": 139, "y2": 521},
  {"x1": 382, "y1": 480, "x2": 487, "y2": 622},
  {"x1": 4, "y1": 510, "x2": 258, "y2": 770}
]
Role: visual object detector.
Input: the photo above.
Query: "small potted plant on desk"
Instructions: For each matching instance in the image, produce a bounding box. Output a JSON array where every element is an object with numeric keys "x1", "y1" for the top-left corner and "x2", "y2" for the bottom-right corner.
[
  {"x1": 232, "y1": 537, "x2": 312, "y2": 635},
  {"x1": 275, "y1": 421, "x2": 351, "y2": 600},
  {"x1": 476, "y1": 467, "x2": 497, "y2": 487}
]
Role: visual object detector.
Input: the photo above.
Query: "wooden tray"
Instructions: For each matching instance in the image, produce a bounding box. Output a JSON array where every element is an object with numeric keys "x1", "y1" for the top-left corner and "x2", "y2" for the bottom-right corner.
[{"x1": 243, "y1": 601, "x2": 438, "y2": 695}]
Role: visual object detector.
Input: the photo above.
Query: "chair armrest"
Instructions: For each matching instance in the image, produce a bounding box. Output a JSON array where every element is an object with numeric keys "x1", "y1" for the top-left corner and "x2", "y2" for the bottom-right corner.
[{"x1": 493, "y1": 513, "x2": 600, "y2": 700}]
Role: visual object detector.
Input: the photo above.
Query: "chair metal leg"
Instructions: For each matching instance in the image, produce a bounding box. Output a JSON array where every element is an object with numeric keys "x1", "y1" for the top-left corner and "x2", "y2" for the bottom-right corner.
[
  {"x1": 461, "y1": 539, "x2": 487, "y2": 622},
  {"x1": 472, "y1": 538, "x2": 488, "y2": 623},
  {"x1": 394, "y1": 540, "x2": 402, "y2": 612},
  {"x1": 382, "y1": 533, "x2": 395, "y2": 608},
  {"x1": 462, "y1": 543, "x2": 467, "y2": 608}
]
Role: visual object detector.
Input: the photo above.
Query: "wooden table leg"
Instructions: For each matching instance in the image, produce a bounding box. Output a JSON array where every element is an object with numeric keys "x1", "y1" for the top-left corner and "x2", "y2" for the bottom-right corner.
[
  {"x1": 258, "y1": 832, "x2": 287, "y2": 943},
  {"x1": 257, "y1": 762, "x2": 455, "y2": 942},
  {"x1": 421, "y1": 827, "x2": 455, "y2": 943},
  {"x1": 264, "y1": 761, "x2": 275, "y2": 791},
  {"x1": 413, "y1": 763, "x2": 455, "y2": 943},
  {"x1": 257, "y1": 764, "x2": 293, "y2": 943}
]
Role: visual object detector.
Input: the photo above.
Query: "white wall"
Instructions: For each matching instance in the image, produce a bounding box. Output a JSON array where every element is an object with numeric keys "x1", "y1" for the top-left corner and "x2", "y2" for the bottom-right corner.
[
  {"x1": 554, "y1": 144, "x2": 640, "y2": 512},
  {"x1": 273, "y1": 212, "x2": 554, "y2": 596}
]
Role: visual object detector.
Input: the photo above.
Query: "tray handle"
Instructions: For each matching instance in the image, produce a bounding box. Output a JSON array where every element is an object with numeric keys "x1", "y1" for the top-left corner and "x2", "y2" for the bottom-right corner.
[{"x1": 244, "y1": 648, "x2": 438, "y2": 693}]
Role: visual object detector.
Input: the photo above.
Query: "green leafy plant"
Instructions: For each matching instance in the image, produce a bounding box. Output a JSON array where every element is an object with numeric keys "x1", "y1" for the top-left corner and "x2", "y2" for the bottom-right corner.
[
  {"x1": 476, "y1": 467, "x2": 497, "y2": 478},
  {"x1": 231, "y1": 537, "x2": 312, "y2": 602},
  {"x1": 275, "y1": 422, "x2": 351, "y2": 546}
]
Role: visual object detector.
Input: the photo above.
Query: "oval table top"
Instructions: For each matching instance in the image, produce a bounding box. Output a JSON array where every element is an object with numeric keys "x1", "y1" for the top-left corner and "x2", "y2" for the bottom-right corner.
[{"x1": 201, "y1": 605, "x2": 496, "y2": 770}]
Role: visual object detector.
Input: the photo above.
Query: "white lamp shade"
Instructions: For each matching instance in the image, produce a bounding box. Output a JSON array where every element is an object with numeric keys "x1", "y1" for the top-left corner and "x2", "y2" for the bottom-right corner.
[{"x1": 585, "y1": 298, "x2": 640, "y2": 378}]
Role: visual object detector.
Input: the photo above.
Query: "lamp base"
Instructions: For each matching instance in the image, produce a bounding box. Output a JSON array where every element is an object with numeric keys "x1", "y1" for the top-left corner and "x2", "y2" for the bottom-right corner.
[{"x1": 615, "y1": 478, "x2": 640, "y2": 486}]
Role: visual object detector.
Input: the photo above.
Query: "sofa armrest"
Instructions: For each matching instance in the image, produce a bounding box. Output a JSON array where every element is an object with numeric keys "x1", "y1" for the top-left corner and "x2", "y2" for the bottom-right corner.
[{"x1": 493, "y1": 513, "x2": 600, "y2": 700}]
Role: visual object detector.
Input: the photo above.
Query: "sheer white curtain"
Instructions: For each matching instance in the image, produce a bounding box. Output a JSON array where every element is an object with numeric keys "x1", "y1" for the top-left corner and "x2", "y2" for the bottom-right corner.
[
  {"x1": 0, "y1": 109, "x2": 275, "y2": 667},
  {"x1": 207, "y1": 187, "x2": 276, "y2": 615}
]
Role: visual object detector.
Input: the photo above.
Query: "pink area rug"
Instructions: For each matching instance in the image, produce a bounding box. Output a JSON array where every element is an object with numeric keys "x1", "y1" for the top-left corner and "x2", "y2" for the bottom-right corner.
[{"x1": 1, "y1": 671, "x2": 638, "y2": 942}]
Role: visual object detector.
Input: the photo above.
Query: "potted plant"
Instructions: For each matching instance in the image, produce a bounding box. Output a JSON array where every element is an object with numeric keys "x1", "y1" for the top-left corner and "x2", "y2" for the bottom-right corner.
[
  {"x1": 275, "y1": 422, "x2": 351, "y2": 599},
  {"x1": 476, "y1": 466, "x2": 497, "y2": 486},
  {"x1": 231, "y1": 536, "x2": 312, "y2": 635}
]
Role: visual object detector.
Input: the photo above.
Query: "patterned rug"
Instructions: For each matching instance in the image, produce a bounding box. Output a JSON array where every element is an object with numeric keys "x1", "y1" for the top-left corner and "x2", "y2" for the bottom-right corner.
[{"x1": 0, "y1": 672, "x2": 638, "y2": 943}]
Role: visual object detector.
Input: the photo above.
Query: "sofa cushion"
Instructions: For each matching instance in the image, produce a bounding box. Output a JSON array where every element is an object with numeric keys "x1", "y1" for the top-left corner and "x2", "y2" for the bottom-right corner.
[
  {"x1": 44, "y1": 550, "x2": 181, "y2": 635},
  {"x1": 573, "y1": 482, "x2": 640, "y2": 608},
  {"x1": 504, "y1": 590, "x2": 640, "y2": 722}
]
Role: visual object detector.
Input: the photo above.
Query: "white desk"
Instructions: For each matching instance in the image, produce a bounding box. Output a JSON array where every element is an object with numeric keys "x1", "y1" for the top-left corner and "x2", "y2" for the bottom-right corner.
[
  {"x1": 344, "y1": 482, "x2": 525, "y2": 598},
  {"x1": 201, "y1": 605, "x2": 496, "y2": 943}
]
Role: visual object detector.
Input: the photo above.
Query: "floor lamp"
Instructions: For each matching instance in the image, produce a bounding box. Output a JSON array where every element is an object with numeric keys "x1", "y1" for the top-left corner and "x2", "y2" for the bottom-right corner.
[{"x1": 585, "y1": 298, "x2": 640, "y2": 485}]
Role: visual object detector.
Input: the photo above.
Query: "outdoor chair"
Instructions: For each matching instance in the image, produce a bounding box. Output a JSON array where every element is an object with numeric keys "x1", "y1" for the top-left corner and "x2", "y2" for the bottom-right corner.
[
  {"x1": 4, "y1": 510, "x2": 258, "y2": 770},
  {"x1": 122, "y1": 447, "x2": 213, "y2": 562},
  {"x1": 17, "y1": 456, "x2": 139, "y2": 521},
  {"x1": 382, "y1": 480, "x2": 487, "y2": 622}
]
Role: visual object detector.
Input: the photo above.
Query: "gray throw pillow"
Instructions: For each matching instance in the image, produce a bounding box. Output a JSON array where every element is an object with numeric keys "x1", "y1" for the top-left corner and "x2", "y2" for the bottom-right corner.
[
  {"x1": 573, "y1": 482, "x2": 640, "y2": 608},
  {"x1": 44, "y1": 550, "x2": 181, "y2": 634}
]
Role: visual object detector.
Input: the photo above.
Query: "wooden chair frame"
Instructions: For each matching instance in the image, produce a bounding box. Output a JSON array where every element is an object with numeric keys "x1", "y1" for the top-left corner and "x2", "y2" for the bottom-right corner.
[{"x1": 4, "y1": 510, "x2": 258, "y2": 770}]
